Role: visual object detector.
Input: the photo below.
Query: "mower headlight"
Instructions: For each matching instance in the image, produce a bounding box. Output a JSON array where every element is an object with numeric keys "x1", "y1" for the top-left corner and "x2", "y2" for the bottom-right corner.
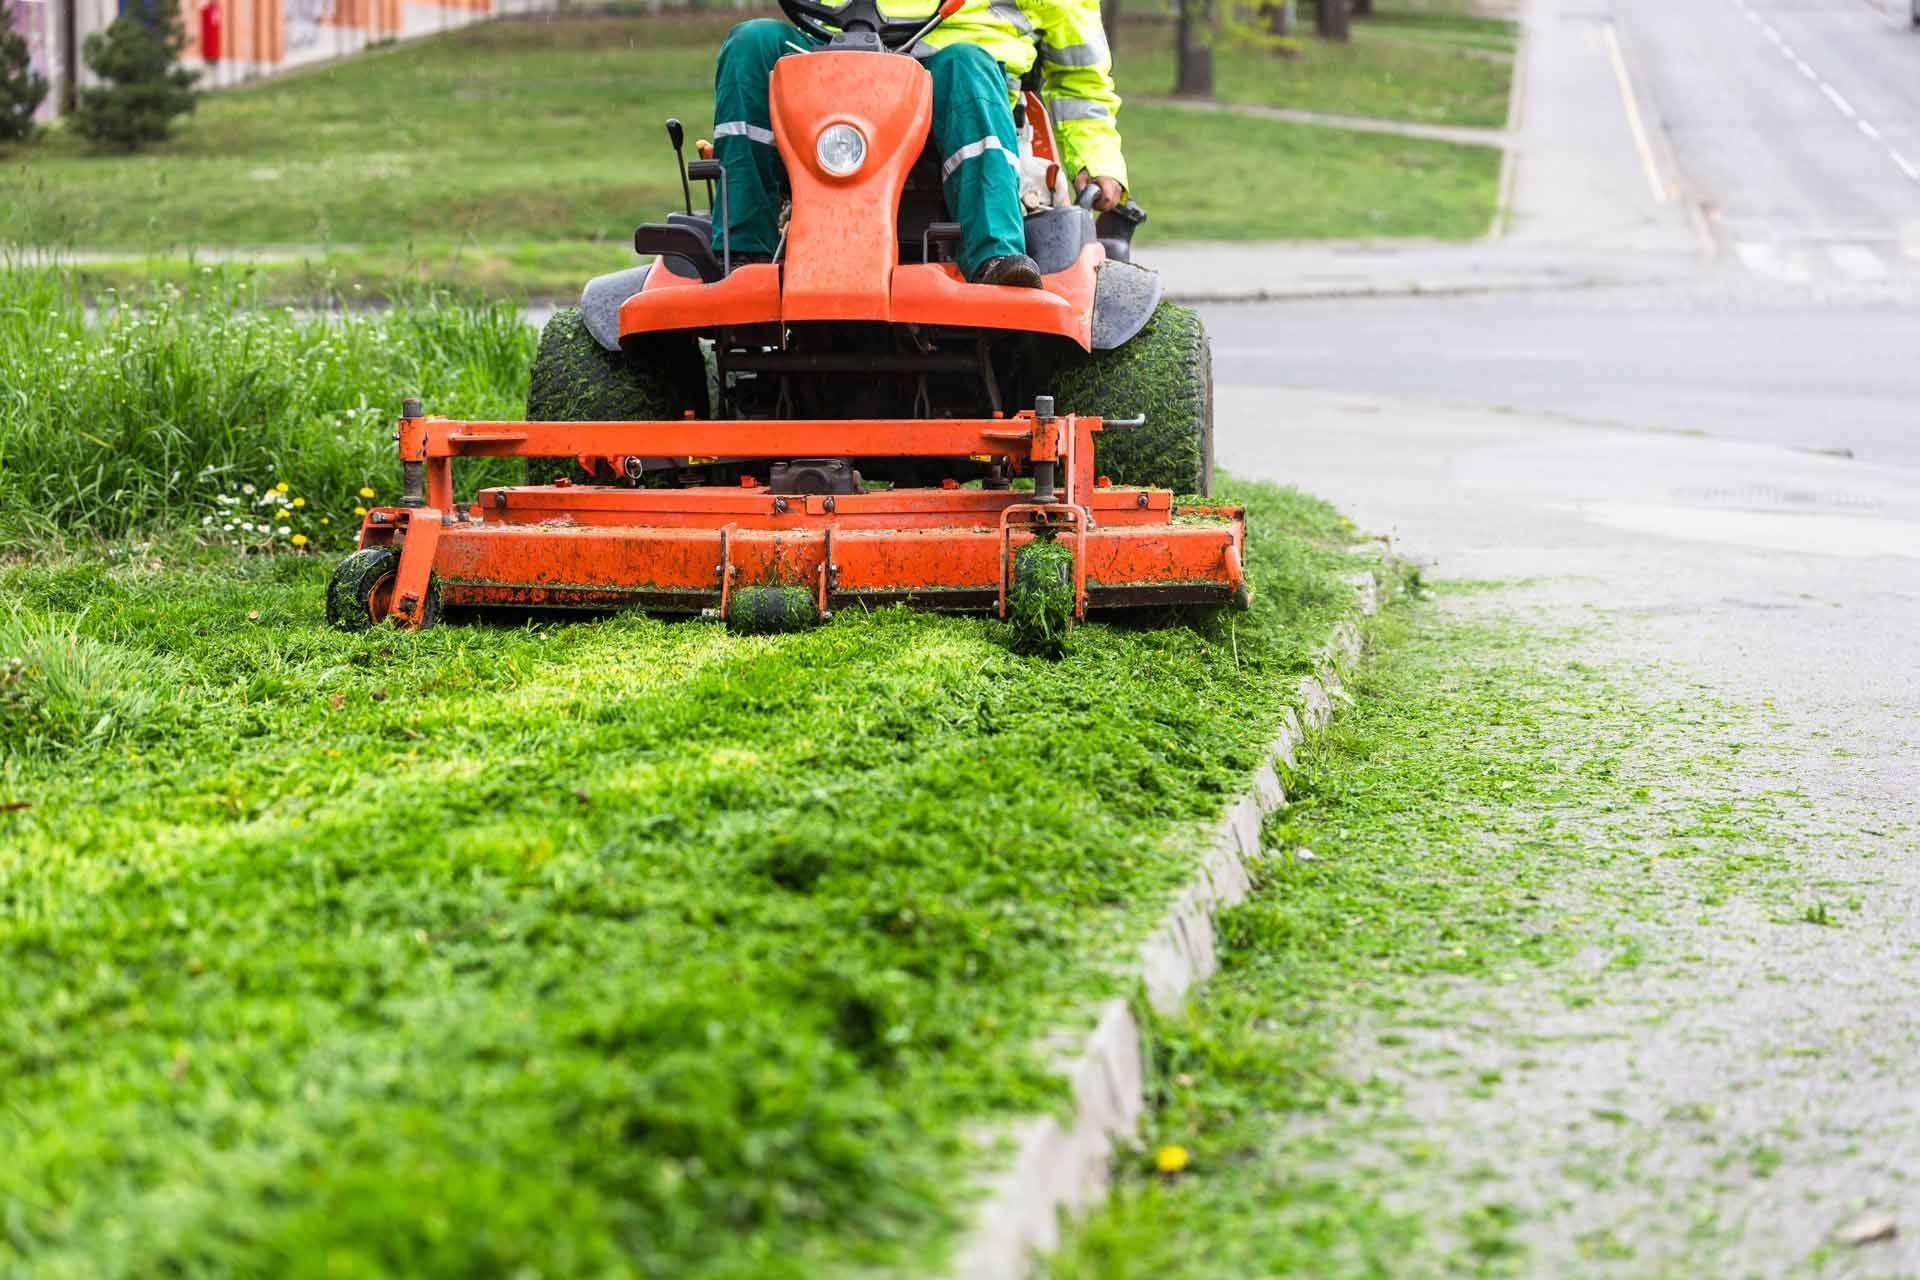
[{"x1": 816, "y1": 124, "x2": 867, "y2": 177}]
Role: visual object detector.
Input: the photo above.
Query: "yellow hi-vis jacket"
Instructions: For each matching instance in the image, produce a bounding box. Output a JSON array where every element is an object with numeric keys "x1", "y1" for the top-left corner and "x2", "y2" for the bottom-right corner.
[{"x1": 916, "y1": 0, "x2": 1127, "y2": 191}]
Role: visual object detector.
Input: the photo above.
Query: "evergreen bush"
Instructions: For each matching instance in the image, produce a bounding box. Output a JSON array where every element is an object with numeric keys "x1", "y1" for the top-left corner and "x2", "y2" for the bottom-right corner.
[
  {"x1": 71, "y1": 0, "x2": 197, "y2": 150},
  {"x1": 0, "y1": 0, "x2": 50, "y2": 143}
]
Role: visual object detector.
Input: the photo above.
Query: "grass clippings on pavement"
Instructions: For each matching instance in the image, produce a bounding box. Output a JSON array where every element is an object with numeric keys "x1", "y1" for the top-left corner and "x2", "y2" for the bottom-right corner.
[{"x1": 1044, "y1": 597, "x2": 1809, "y2": 1279}]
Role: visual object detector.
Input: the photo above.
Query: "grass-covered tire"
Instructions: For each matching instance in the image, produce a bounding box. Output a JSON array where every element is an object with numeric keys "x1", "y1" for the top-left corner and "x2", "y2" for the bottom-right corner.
[
  {"x1": 1008, "y1": 537, "x2": 1076, "y2": 658},
  {"x1": 1046, "y1": 302, "x2": 1213, "y2": 497},
  {"x1": 325, "y1": 545, "x2": 442, "y2": 632},
  {"x1": 524, "y1": 306, "x2": 705, "y2": 485}
]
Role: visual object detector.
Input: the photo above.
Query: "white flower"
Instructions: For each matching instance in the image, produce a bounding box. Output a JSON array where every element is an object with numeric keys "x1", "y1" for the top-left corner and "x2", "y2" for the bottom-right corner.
[
  {"x1": 277, "y1": 526, "x2": 291, "y2": 538},
  {"x1": 202, "y1": 516, "x2": 213, "y2": 526},
  {"x1": 242, "y1": 483, "x2": 256, "y2": 495}
]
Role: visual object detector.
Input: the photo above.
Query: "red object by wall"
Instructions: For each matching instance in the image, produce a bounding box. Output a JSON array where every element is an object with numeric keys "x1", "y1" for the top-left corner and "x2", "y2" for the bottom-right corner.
[{"x1": 198, "y1": 0, "x2": 221, "y2": 61}]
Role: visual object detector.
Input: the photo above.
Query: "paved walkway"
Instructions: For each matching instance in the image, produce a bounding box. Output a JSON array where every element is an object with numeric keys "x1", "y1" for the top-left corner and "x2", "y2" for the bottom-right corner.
[{"x1": 1138, "y1": 95, "x2": 1516, "y2": 149}]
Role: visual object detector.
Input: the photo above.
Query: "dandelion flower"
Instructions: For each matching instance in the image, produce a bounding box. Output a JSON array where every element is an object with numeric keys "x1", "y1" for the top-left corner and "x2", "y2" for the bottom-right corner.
[
  {"x1": 291, "y1": 534, "x2": 309, "y2": 547},
  {"x1": 275, "y1": 509, "x2": 291, "y2": 521},
  {"x1": 320, "y1": 517, "x2": 331, "y2": 526},
  {"x1": 354, "y1": 506, "x2": 368, "y2": 517},
  {"x1": 276, "y1": 482, "x2": 290, "y2": 493},
  {"x1": 1155, "y1": 1146, "x2": 1189, "y2": 1174},
  {"x1": 292, "y1": 497, "x2": 306, "y2": 508},
  {"x1": 358, "y1": 486, "x2": 376, "y2": 499}
]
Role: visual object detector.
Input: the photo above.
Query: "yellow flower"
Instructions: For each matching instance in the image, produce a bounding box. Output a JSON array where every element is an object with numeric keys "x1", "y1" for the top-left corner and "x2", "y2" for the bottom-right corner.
[
  {"x1": 358, "y1": 486, "x2": 376, "y2": 499},
  {"x1": 292, "y1": 497, "x2": 306, "y2": 508},
  {"x1": 275, "y1": 509, "x2": 291, "y2": 520},
  {"x1": 275, "y1": 482, "x2": 290, "y2": 493},
  {"x1": 1155, "y1": 1146, "x2": 1189, "y2": 1174},
  {"x1": 291, "y1": 533, "x2": 309, "y2": 547},
  {"x1": 353, "y1": 506, "x2": 368, "y2": 517},
  {"x1": 320, "y1": 517, "x2": 331, "y2": 525}
]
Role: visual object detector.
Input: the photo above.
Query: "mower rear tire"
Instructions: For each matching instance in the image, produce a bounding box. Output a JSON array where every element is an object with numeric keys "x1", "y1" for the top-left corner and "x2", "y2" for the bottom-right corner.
[
  {"x1": 524, "y1": 307, "x2": 707, "y2": 485},
  {"x1": 326, "y1": 546, "x2": 442, "y2": 632},
  {"x1": 1046, "y1": 302, "x2": 1213, "y2": 497}
]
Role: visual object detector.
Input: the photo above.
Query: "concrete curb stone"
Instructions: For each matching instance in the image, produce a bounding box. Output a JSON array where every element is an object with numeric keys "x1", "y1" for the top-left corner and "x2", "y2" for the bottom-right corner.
[{"x1": 948, "y1": 567, "x2": 1389, "y2": 1278}]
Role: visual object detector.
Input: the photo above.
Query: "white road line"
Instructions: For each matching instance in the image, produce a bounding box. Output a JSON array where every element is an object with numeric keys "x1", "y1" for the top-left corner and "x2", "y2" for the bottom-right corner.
[
  {"x1": 1603, "y1": 22, "x2": 1670, "y2": 205},
  {"x1": 1828, "y1": 244, "x2": 1888, "y2": 280},
  {"x1": 1735, "y1": 242, "x2": 1812, "y2": 282},
  {"x1": 1724, "y1": 0, "x2": 1920, "y2": 190}
]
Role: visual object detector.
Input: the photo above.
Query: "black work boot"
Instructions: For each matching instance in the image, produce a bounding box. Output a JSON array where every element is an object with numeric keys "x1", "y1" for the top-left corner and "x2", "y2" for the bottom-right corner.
[{"x1": 970, "y1": 254, "x2": 1044, "y2": 289}]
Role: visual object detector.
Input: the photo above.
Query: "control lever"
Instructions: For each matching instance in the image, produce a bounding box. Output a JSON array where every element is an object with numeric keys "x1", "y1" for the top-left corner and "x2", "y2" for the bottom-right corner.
[
  {"x1": 665, "y1": 118, "x2": 693, "y2": 216},
  {"x1": 900, "y1": 0, "x2": 966, "y2": 53},
  {"x1": 687, "y1": 158, "x2": 730, "y2": 276}
]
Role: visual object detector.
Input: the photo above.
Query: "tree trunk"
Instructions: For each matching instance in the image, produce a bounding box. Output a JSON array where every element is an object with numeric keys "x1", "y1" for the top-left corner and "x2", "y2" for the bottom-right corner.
[
  {"x1": 1174, "y1": 0, "x2": 1213, "y2": 96},
  {"x1": 1351, "y1": 0, "x2": 1371, "y2": 15},
  {"x1": 1315, "y1": 0, "x2": 1349, "y2": 41},
  {"x1": 1265, "y1": 0, "x2": 1294, "y2": 35}
]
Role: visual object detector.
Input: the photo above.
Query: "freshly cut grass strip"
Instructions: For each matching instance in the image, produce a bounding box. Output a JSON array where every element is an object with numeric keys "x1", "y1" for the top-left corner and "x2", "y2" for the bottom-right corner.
[{"x1": 0, "y1": 474, "x2": 1373, "y2": 1276}]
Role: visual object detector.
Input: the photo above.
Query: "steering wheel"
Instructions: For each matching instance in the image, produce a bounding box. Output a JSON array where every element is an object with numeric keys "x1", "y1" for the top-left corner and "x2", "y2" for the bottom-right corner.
[{"x1": 778, "y1": 0, "x2": 931, "y2": 50}]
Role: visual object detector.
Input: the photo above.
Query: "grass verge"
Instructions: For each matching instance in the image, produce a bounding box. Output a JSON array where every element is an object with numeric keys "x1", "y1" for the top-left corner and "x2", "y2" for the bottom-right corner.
[
  {"x1": 1043, "y1": 598, "x2": 1803, "y2": 1278},
  {"x1": 1123, "y1": 5, "x2": 1518, "y2": 128},
  {"x1": 5, "y1": 5, "x2": 1504, "y2": 299},
  {"x1": 0, "y1": 272, "x2": 1382, "y2": 1275}
]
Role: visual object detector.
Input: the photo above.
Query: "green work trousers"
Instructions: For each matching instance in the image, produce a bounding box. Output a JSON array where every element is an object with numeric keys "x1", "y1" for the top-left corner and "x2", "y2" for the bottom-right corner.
[{"x1": 713, "y1": 19, "x2": 1028, "y2": 278}]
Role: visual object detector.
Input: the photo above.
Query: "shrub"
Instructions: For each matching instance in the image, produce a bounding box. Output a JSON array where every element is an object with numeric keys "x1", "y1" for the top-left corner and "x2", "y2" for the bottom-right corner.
[
  {"x1": 0, "y1": 0, "x2": 49, "y2": 143},
  {"x1": 71, "y1": 0, "x2": 197, "y2": 150}
]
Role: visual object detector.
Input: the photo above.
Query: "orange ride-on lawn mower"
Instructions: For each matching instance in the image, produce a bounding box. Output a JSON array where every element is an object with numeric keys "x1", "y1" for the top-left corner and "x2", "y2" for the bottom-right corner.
[{"x1": 325, "y1": 0, "x2": 1245, "y2": 654}]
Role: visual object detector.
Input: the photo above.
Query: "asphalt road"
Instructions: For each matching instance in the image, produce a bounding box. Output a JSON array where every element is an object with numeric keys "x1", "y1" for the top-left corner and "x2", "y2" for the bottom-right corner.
[
  {"x1": 1206, "y1": 0, "x2": 1920, "y2": 470},
  {"x1": 1210, "y1": 0, "x2": 1920, "y2": 1271},
  {"x1": 1205, "y1": 289, "x2": 1920, "y2": 467}
]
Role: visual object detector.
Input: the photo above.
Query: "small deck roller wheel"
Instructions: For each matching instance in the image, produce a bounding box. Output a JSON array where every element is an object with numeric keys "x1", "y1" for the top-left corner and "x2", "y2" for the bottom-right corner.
[
  {"x1": 1008, "y1": 537, "x2": 1077, "y2": 658},
  {"x1": 326, "y1": 546, "x2": 442, "y2": 632}
]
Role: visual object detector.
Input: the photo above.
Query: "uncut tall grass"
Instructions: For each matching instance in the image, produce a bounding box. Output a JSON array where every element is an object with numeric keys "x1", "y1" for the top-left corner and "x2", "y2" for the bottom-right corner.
[{"x1": 0, "y1": 269, "x2": 534, "y2": 550}]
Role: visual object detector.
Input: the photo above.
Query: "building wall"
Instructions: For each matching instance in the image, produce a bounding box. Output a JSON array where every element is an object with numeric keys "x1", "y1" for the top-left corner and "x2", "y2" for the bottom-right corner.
[
  {"x1": 10, "y1": 0, "x2": 55, "y2": 121},
  {"x1": 29, "y1": 0, "x2": 568, "y2": 118}
]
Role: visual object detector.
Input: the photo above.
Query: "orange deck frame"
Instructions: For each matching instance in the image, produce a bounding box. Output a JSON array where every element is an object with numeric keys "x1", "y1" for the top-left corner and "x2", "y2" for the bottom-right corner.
[{"x1": 355, "y1": 406, "x2": 1250, "y2": 629}]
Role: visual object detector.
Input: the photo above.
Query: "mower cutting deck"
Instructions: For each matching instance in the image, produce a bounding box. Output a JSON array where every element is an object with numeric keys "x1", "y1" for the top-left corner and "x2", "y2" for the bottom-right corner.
[
  {"x1": 326, "y1": 0, "x2": 1249, "y2": 653},
  {"x1": 333, "y1": 399, "x2": 1247, "y2": 648}
]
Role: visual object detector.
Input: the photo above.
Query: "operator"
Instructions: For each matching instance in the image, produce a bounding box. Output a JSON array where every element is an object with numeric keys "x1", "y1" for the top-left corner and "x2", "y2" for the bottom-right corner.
[{"x1": 712, "y1": 0, "x2": 1127, "y2": 289}]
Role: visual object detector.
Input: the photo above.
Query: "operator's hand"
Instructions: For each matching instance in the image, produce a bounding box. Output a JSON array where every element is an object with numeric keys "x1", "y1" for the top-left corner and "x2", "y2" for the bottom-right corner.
[{"x1": 1075, "y1": 170, "x2": 1125, "y2": 212}]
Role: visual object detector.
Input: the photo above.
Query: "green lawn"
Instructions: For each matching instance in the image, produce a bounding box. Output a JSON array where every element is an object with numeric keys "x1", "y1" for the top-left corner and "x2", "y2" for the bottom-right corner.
[
  {"x1": 4, "y1": 6, "x2": 1504, "y2": 299},
  {"x1": 0, "y1": 270, "x2": 1386, "y2": 1275},
  {"x1": 1122, "y1": 5, "x2": 1518, "y2": 128}
]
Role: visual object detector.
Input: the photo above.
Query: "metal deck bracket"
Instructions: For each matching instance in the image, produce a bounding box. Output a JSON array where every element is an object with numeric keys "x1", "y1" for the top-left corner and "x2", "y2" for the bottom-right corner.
[{"x1": 996, "y1": 502, "x2": 1091, "y2": 620}]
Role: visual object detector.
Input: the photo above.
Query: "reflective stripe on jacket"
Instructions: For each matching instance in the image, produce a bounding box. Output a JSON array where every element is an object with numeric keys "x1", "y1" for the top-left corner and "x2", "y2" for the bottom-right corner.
[{"x1": 914, "y1": 0, "x2": 1126, "y2": 190}]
